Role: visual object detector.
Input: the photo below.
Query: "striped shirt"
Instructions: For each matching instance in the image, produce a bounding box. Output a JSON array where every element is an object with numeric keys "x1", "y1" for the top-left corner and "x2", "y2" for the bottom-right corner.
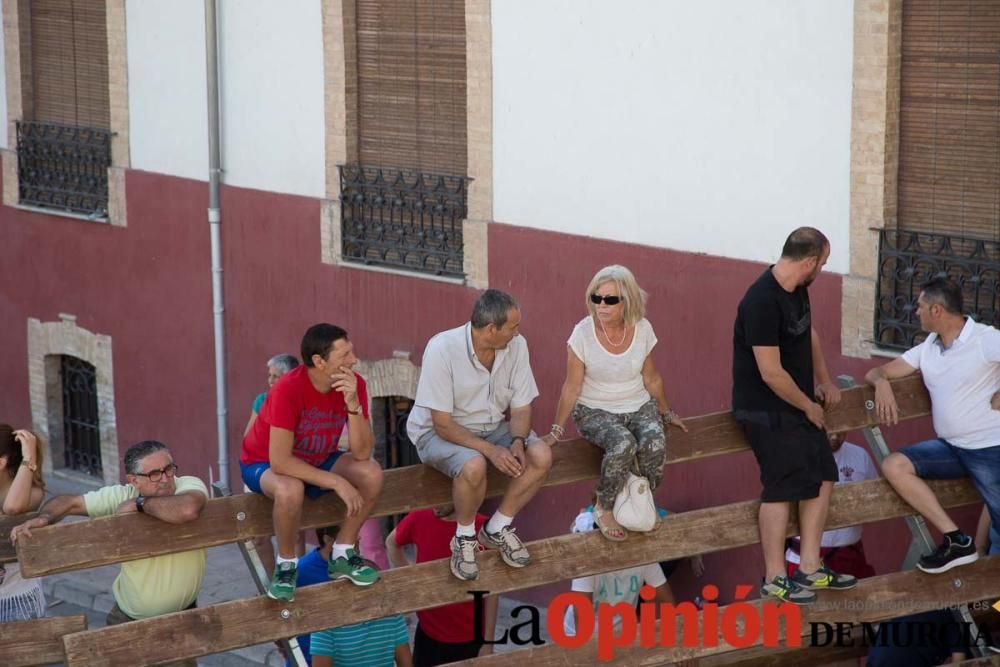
[{"x1": 310, "y1": 615, "x2": 409, "y2": 667}]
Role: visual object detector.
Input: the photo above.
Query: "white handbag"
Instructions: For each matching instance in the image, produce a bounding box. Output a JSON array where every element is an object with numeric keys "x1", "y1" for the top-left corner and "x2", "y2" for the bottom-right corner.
[{"x1": 612, "y1": 473, "x2": 657, "y2": 532}]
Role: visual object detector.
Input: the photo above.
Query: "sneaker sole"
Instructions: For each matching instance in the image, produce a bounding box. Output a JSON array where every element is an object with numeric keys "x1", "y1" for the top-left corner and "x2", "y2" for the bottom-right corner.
[
  {"x1": 330, "y1": 572, "x2": 379, "y2": 586},
  {"x1": 796, "y1": 579, "x2": 859, "y2": 591},
  {"x1": 479, "y1": 535, "x2": 531, "y2": 568},
  {"x1": 449, "y1": 561, "x2": 479, "y2": 581},
  {"x1": 265, "y1": 589, "x2": 294, "y2": 602},
  {"x1": 761, "y1": 591, "x2": 815, "y2": 606},
  {"x1": 916, "y1": 552, "x2": 979, "y2": 574}
]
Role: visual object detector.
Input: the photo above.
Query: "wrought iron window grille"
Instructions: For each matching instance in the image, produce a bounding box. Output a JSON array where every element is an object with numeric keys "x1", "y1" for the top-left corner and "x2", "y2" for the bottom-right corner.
[
  {"x1": 16, "y1": 121, "x2": 112, "y2": 218},
  {"x1": 61, "y1": 356, "x2": 102, "y2": 478},
  {"x1": 339, "y1": 164, "x2": 471, "y2": 278},
  {"x1": 875, "y1": 228, "x2": 1000, "y2": 350}
]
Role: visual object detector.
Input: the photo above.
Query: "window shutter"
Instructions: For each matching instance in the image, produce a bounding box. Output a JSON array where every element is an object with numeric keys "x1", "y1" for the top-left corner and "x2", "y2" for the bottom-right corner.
[
  {"x1": 28, "y1": 0, "x2": 109, "y2": 129},
  {"x1": 898, "y1": 0, "x2": 1000, "y2": 239},
  {"x1": 355, "y1": 0, "x2": 467, "y2": 176}
]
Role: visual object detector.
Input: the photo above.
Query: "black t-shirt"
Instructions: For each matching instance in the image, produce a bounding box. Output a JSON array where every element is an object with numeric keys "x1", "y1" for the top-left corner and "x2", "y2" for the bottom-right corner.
[{"x1": 732, "y1": 267, "x2": 814, "y2": 413}]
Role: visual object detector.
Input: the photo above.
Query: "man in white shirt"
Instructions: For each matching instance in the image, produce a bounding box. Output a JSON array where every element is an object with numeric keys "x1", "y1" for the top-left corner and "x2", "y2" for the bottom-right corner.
[
  {"x1": 407, "y1": 289, "x2": 552, "y2": 581},
  {"x1": 866, "y1": 277, "x2": 1000, "y2": 573},
  {"x1": 785, "y1": 433, "x2": 879, "y2": 579}
]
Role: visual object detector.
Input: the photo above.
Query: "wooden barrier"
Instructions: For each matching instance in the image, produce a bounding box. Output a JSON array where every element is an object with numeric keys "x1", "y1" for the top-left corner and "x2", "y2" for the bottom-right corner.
[
  {"x1": 0, "y1": 514, "x2": 32, "y2": 563},
  {"x1": 465, "y1": 556, "x2": 1000, "y2": 666},
  {"x1": 0, "y1": 614, "x2": 87, "y2": 666},
  {"x1": 16, "y1": 375, "x2": 930, "y2": 578},
  {"x1": 60, "y1": 476, "x2": 980, "y2": 666}
]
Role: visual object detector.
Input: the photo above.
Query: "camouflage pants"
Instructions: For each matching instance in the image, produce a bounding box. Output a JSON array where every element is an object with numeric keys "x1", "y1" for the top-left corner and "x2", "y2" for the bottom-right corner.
[{"x1": 572, "y1": 399, "x2": 667, "y2": 509}]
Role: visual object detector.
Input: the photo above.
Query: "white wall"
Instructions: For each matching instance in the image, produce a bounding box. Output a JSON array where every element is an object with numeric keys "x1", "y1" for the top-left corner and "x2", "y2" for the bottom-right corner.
[
  {"x1": 492, "y1": 0, "x2": 854, "y2": 273},
  {"x1": 0, "y1": 15, "x2": 8, "y2": 150},
  {"x1": 127, "y1": 0, "x2": 326, "y2": 198},
  {"x1": 127, "y1": 0, "x2": 208, "y2": 180},
  {"x1": 217, "y1": 0, "x2": 325, "y2": 197}
]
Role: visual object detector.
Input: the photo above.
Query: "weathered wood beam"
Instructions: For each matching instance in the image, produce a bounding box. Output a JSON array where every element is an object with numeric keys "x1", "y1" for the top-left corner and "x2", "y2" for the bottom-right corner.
[
  {"x1": 0, "y1": 513, "x2": 33, "y2": 563},
  {"x1": 61, "y1": 474, "x2": 977, "y2": 666},
  {"x1": 0, "y1": 614, "x2": 86, "y2": 666},
  {"x1": 18, "y1": 376, "x2": 929, "y2": 578},
  {"x1": 467, "y1": 556, "x2": 1000, "y2": 666}
]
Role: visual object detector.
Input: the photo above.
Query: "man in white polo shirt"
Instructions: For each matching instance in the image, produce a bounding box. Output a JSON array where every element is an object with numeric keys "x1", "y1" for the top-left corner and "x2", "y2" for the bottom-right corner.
[
  {"x1": 866, "y1": 277, "x2": 1000, "y2": 573},
  {"x1": 407, "y1": 289, "x2": 552, "y2": 581}
]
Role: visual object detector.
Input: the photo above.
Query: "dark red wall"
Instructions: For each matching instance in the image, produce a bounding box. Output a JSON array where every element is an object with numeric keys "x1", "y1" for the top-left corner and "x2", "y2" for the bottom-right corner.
[{"x1": 0, "y1": 169, "x2": 979, "y2": 608}]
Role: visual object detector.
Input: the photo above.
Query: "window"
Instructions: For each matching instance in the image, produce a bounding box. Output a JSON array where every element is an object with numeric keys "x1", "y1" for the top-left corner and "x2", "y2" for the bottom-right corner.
[
  {"x1": 340, "y1": 0, "x2": 470, "y2": 278},
  {"x1": 60, "y1": 355, "x2": 102, "y2": 478},
  {"x1": 15, "y1": 0, "x2": 111, "y2": 217},
  {"x1": 875, "y1": 0, "x2": 1000, "y2": 349}
]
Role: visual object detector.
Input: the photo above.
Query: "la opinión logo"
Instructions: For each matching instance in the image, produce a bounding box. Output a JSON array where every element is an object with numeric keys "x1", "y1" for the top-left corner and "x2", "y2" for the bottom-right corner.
[{"x1": 469, "y1": 585, "x2": 802, "y2": 661}]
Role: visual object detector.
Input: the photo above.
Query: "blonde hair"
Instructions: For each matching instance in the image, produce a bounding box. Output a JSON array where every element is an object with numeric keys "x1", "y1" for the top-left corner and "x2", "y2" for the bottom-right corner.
[{"x1": 585, "y1": 265, "x2": 647, "y2": 326}]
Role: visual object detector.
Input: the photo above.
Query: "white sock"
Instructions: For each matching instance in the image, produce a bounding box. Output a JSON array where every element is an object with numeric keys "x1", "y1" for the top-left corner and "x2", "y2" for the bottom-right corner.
[
  {"x1": 331, "y1": 543, "x2": 353, "y2": 561},
  {"x1": 276, "y1": 555, "x2": 298, "y2": 567},
  {"x1": 456, "y1": 522, "x2": 477, "y2": 538},
  {"x1": 486, "y1": 511, "x2": 513, "y2": 535}
]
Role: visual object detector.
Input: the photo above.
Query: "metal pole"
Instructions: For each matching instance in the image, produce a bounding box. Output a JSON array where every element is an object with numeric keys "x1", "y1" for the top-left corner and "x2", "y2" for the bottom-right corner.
[{"x1": 205, "y1": 0, "x2": 230, "y2": 494}]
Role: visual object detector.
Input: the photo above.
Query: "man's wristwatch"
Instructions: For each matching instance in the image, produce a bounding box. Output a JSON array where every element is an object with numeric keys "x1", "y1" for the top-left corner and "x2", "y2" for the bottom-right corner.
[
  {"x1": 346, "y1": 403, "x2": 362, "y2": 416},
  {"x1": 511, "y1": 435, "x2": 527, "y2": 447},
  {"x1": 135, "y1": 496, "x2": 146, "y2": 513}
]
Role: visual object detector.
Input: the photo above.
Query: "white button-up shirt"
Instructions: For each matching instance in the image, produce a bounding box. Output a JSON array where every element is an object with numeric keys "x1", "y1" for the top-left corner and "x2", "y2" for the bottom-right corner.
[
  {"x1": 902, "y1": 317, "x2": 1000, "y2": 449},
  {"x1": 407, "y1": 323, "x2": 539, "y2": 444}
]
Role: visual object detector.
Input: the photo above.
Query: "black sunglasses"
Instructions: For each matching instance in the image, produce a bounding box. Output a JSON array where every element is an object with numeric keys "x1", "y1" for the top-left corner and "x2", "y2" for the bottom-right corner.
[
  {"x1": 134, "y1": 463, "x2": 178, "y2": 482},
  {"x1": 590, "y1": 294, "x2": 622, "y2": 305}
]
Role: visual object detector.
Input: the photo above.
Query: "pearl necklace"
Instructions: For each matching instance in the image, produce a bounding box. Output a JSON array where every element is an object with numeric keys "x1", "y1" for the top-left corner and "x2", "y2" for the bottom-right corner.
[{"x1": 598, "y1": 318, "x2": 628, "y2": 347}]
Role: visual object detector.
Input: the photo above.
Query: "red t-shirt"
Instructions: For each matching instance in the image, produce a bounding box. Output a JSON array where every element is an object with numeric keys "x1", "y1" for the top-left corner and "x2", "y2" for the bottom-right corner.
[
  {"x1": 240, "y1": 366, "x2": 370, "y2": 466},
  {"x1": 394, "y1": 509, "x2": 487, "y2": 643}
]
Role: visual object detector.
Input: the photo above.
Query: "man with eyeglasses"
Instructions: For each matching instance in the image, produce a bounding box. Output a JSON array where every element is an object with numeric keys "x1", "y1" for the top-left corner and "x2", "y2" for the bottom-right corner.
[{"x1": 11, "y1": 439, "x2": 208, "y2": 655}]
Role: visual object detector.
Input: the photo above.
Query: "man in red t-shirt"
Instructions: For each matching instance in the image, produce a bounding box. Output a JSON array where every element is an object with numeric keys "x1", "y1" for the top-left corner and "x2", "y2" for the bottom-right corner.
[
  {"x1": 240, "y1": 323, "x2": 384, "y2": 601},
  {"x1": 386, "y1": 506, "x2": 498, "y2": 666}
]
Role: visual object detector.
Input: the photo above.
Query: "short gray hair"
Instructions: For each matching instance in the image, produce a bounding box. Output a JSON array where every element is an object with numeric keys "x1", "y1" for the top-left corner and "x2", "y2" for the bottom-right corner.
[
  {"x1": 267, "y1": 354, "x2": 299, "y2": 374},
  {"x1": 471, "y1": 289, "x2": 519, "y2": 329},
  {"x1": 124, "y1": 440, "x2": 169, "y2": 475}
]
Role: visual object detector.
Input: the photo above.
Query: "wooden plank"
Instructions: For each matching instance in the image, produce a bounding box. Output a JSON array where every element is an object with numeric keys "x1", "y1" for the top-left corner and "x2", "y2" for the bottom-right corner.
[
  {"x1": 0, "y1": 513, "x2": 35, "y2": 563},
  {"x1": 19, "y1": 376, "x2": 930, "y2": 578},
  {"x1": 692, "y1": 639, "x2": 867, "y2": 667},
  {"x1": 0, "y1": 614, "x2": 86, "y2": 666},
  {"x1": 951, "y1": 656, "x2": 1000, "y2": 667},
  {"x1": 467, "y1": 556, "x2": 1000, "y2": 666},
  {"x1": 60, "y1": 475, "x2": 978, "y2": 666}
]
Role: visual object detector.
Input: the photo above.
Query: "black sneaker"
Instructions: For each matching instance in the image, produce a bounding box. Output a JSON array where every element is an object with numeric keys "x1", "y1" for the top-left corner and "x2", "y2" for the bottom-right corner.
[
  {"x1": 790, "y1": 564, "x2": 858, "y2": 590},
  {"x1": 917, "y1": 536, "x2": 979, "y2": 574},
  {"x1": 760, "y1": 575, "x2": 816, "y2": 605}
]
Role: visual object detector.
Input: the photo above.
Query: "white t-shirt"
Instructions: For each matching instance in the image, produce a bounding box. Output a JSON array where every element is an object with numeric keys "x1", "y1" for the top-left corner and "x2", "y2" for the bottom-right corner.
[
  {"x1": 786, "y1": 442, "x2": 878, "y2": 564},
  {"x1": 568, "y1": 317, "x2": 657, "y2": 413},
  {"x1": 900, "y1": 318, "x2": 1000, "y2": 450},
  {"x1": 563, "y1": 563, "x2": 667, "y2": 636},
  {"x1": 407, "y1": 323, "x2": 539, "y2": 443}
]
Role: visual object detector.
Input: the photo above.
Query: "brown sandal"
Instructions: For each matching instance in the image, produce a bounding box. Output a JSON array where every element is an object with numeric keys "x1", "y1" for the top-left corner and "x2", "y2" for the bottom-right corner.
[{"x1": 593, "y1": 506, "x2": 628, "y2": 542}]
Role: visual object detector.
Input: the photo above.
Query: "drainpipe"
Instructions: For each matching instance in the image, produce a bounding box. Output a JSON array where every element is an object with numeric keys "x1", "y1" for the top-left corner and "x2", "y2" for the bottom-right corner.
[{"x1": 205, "y1": 0, "x2": 230, "y2": 493}]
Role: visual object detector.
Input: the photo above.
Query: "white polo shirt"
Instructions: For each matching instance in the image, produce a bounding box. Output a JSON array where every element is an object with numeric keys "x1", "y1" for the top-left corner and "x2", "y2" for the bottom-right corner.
[
  {"x1": 901, "y1": 317, "x2": 1000, "y2": 450},
  {"x1": 407, "y1": 323, "x2": 539, "y2": 444}
]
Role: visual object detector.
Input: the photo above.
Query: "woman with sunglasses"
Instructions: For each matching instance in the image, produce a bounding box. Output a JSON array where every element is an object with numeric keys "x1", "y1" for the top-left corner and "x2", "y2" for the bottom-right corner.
[
  {"x1": 542, "y1": 265, "x2": 687, "y2": 541},
  {"x1": 0, "y1": 424, "x2": 46, "y2": 621}
]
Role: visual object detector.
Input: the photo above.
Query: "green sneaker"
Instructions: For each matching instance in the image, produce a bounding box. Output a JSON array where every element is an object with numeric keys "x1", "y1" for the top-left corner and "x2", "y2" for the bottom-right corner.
[
  {"x1": 760, "y1": 575, "x2": 816, "y2": 605},
  {"x1": 328, "y1": 548, "x2": 380, "y2": 586},
  {"x1": 266, "y1": 561, "x2": 297, "y2": 602},
  {"x1": 790, "y1": 564, "x2": 858, "y2": 591}
]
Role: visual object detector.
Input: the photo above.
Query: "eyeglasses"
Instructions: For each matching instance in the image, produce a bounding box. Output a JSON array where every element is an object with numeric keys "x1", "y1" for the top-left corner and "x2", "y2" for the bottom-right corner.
[
  {"x1": 134, "y1": 463, "x2": 178, "y2": 482},
  {"x1": 590, "y1": 294, "x2": 622, "y2": 305}
]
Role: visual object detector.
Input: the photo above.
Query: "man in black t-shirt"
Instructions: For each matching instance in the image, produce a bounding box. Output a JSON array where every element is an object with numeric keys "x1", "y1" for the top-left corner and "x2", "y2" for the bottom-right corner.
[{"x1": 732, "y1": 227, "x2": 857, "y2": 605}]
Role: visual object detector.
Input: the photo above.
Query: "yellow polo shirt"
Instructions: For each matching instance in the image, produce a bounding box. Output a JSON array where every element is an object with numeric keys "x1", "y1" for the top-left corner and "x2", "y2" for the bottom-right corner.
[{"x1": 83, "y1": 476, "x2": 208, "y2": 619}]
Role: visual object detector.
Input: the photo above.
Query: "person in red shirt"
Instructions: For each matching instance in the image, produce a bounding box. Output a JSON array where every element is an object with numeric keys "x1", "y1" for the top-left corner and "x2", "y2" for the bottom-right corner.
[
  {"x1": 386, "y1": 506, "x2": 499, "y2": 666},
  {"x1": 241, "y1": 323, "x2": 383, "y2": 601}
]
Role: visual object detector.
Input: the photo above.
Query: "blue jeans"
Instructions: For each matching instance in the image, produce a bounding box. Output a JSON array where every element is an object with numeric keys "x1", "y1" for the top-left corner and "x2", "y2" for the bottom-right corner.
[{"x1": 900, "y1": 438, "x2": 1000, "y2": 555}]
